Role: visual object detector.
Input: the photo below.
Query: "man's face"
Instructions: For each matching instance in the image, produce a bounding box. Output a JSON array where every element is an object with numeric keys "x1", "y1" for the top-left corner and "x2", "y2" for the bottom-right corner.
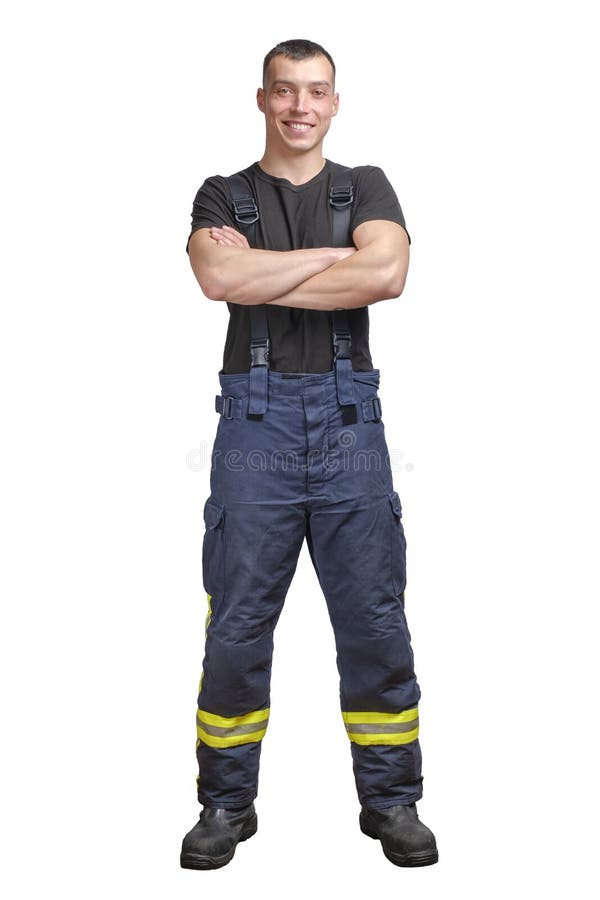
[{"x1": 257, "y1": 54, "x2": 339, "y2": 155}]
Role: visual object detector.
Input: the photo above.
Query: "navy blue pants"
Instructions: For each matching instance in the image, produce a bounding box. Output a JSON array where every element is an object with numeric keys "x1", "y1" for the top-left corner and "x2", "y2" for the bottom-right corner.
[{"x1": 195, "y1": 368, "x2": 423, "y2": 810}]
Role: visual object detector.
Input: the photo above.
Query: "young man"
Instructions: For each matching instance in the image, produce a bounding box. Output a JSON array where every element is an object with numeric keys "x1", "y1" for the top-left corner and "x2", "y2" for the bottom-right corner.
[{"x1": 180, "y1": 39, "x2": 438, "y2": 870}]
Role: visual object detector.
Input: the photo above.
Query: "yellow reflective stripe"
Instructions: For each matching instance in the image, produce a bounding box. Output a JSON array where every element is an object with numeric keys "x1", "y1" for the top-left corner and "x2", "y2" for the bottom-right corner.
[
  {"x1": 196, "y1": 725, "x2": 268, "y2": 749},
  {"x1": 346, "y1": 726, "x2": 420, "y2": 746},
  {"x1": 205, "y1": 593, "x2": 213, "y2": 635},
  {"x1": 342, "y1": 708, "x2": 419, "y2": 725},
  {"x1": 197, "y1": 707, "x2": 270, "y2": 728},
  {"x1": 197, "y1": 594, "x2": 213, "y2": 699}
]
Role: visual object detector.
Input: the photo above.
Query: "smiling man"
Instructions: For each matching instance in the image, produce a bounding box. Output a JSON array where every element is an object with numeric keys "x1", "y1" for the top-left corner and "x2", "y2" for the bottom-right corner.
[{"x1": 180, "y1": 39, "x2": 438, "y2": 871}]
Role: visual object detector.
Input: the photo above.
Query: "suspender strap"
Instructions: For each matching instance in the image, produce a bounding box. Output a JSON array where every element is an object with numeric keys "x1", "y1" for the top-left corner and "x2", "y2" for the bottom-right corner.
[
  {"x1": 329, "y1": 166, "x2": 357, "y2": 424},
  {"x1": 228, "y1": 175, "x2": 259, "y2": 229},
  {"x1": 248, "y1": 305, "x2": 269, "y2": 417},
  {"x1": 227, "y1": 175, "x2": 269, "y2": 417}
]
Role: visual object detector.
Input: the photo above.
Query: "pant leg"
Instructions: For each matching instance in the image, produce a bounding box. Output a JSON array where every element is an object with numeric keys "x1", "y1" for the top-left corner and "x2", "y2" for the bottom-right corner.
[
  {"x1": 196, "y1": 496, "x2": 306, "y2": 808},
  {"x1": 306, "y1": 493, "x2": 424, "y2": 809}
]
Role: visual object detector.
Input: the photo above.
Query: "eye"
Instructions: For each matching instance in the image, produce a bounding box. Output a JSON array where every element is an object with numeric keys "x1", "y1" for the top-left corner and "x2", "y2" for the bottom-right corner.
[
  {"x1": 314, "y1": 90, "x2": 326, "y2": 97},
  {"x1": 277, "y1": 87, "x2": 291, "y2": 95}
]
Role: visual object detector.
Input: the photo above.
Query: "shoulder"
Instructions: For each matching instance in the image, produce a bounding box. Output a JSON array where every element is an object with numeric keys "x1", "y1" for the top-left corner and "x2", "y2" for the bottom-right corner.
[
  {"x1": 345, "y1": 164, "x2": 410, "y2": 242},
  {"x1": 328, "y1": 163, "x2": 398, "y2": 200},
  {"x1": 193, "y1": 163, "x2": 256, "y2": 198},
  {"x1": 328, "y1": 161, "x2": 389, "y2": 180},
  {"x1": 351, "y1": 165, "x2": 394, "y2": 187}
]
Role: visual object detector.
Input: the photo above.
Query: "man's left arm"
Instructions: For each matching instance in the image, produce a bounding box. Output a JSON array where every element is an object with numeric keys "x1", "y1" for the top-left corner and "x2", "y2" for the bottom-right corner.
[{"x1": 265, "y1": 219, "x2": 409, "y2": 311}]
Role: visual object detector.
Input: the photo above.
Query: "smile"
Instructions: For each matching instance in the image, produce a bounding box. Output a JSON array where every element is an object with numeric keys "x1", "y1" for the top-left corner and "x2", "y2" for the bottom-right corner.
[{"x1": 284, "y1": 122, "x2": 314, "y2": 131}]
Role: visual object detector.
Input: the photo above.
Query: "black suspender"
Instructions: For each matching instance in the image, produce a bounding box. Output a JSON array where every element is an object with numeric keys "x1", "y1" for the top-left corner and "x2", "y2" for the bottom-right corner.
[
  {"x1": 328, "y1": 167, "x2": 357, "y2": 424},
  {"x1": 228, "y1": 175, "x2": 270, "y2": 417}
]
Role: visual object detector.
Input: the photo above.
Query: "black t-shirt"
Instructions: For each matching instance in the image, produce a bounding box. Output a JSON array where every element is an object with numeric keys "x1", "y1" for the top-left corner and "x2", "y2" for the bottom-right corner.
[{"x1": 187, "y1": 159, "x2": 410, "y2": 374}]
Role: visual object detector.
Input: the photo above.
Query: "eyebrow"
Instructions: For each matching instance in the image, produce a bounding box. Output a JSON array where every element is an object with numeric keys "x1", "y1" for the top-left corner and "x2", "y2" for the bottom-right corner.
[{"x1": 271, "y1": 79, "x2": 332, "y2": 88}]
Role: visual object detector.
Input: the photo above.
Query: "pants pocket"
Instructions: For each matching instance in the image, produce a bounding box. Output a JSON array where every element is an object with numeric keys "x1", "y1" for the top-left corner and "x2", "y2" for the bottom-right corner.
[
  {"x1": 352, "y1": 371, "x2": 381, "y2": 399},
  {"x1": 388, "y1": 491, "x2": 407, "y2": 597},
  {"x1": 202, "y1": 496, "x2": 225, "y2": 599}
]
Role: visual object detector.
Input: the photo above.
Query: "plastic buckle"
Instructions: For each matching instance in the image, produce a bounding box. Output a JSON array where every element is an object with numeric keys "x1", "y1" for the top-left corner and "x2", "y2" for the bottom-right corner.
[
  {"x1": 333, "y1": 331, "x2": 352, "y2": 360},
  {"x1": 232, "y1": 196, "x2": 259, "y2": 225},
  {"x1": 222, "y1": 396, "x2": 233, "y2": 419},
  {"x1": 250, "y1": 339, "x2": 270, "y2": 367},
  {"x1": 329, "y1": 184, "x2": 353, "y2": 208}
]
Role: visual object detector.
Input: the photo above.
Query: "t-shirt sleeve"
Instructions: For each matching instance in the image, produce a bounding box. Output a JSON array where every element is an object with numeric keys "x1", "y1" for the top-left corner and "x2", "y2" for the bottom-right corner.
[
  {"x1": 350, "y1": 166, "x2": 411, "y2": 245},
  {"x1": 186, "y1": 176, "x2": 237, "y2": 254}
]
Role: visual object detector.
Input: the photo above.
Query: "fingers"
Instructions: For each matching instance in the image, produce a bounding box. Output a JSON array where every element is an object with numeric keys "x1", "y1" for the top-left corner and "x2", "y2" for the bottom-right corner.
[{"x1": 210, "y1": 226, "x2": 250, "y2": 248}]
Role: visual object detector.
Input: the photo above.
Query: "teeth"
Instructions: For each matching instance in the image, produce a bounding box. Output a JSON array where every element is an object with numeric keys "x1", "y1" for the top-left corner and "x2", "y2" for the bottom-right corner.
[{"x1": 287, "y1": 122, "x2": 312, "y2": 130}]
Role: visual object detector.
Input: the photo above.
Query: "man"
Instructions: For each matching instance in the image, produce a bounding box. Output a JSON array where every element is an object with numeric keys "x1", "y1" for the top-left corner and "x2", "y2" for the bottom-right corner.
[{"x1": 180, "y1": 39, "x2": 438, "y2": 870}]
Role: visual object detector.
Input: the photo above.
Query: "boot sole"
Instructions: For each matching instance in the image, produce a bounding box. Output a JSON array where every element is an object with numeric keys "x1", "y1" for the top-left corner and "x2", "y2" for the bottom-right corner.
[
  {"x1": 360, "y1": 816, "x2": 439, "y2": 867},
  {"x1": 180, "y1": 815, "x2": 258, "y2": 870}
]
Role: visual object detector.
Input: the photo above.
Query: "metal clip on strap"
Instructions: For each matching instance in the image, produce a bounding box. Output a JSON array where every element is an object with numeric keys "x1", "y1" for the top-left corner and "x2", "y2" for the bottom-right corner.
[
  {"x1": 329, "y1": 182, "x2": 354, "y2": 209},
  {"x1": 231, "y1": 186, "x2": 259, "y2": 226},
  {"x1": 232, "y1": 195, "x2": 259, "y2": 225}
]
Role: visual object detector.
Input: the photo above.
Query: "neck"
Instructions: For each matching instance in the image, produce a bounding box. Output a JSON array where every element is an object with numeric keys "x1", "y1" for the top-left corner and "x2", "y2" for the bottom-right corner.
[{"x1": 258, "y1": 147, "x2": 327, "y2": 185}]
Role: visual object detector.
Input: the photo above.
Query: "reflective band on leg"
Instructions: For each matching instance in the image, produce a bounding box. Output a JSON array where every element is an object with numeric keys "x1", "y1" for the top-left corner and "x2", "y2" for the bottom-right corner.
[
  {"x1": 205, "y1": 593, "x2": 213, "y2": 636},
  {"x1": 196, "y1": 707, "x2": 270, "y2": 749},
  {"x1": 342, "y1": 708, "x2": 419, "y2": 746},
  {"x1": 197, "y1": 594, "x2": 214, "y2": 698}
]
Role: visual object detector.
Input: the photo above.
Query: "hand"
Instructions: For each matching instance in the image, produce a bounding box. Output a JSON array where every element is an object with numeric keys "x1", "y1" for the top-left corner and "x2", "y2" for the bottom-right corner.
[
  {"x1": 210, "y1": 226, "x2": 250, "y2": 248},
  {"x1": 334, "y1": 246, "x2": 358, "y2": 262}
]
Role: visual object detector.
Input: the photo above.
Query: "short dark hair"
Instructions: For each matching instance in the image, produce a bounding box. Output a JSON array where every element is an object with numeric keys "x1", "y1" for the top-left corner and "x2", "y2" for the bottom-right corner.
[{"x1": 262, "y1": 39, "x2": 336, "y2": 88}]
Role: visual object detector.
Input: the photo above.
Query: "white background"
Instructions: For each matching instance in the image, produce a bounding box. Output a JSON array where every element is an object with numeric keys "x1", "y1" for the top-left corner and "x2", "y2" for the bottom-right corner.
[{"x1": 1, "y1": 1, "x2": 599, "y2": 896}]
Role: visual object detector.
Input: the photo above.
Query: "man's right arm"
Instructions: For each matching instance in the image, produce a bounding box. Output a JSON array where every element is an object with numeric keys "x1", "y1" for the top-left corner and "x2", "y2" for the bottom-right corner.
[{"x1": 188, "y1": 228, "x2": 354, "y2": 306}]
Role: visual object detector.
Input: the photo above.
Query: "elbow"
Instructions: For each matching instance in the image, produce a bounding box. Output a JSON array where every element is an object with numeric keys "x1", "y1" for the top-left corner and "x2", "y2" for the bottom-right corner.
[
  {"x1": 381, "y1": 262, "x2": 408, "y2": 300},
  {"x1": 194, "y1": 266, "x2": 227, "y2": 302},
  {"x1": 203, "y1": 278, "x2": 226, "y2": 302},
  {"x1": 194, "y1": 264, "x2": 250, "y2": 304}
]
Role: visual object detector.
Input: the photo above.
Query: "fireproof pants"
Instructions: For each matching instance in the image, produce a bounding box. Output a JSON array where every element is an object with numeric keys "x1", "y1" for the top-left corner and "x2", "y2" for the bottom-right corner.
[{"x1": 195, "y1": 367, "x2": 424, "y2": 810}]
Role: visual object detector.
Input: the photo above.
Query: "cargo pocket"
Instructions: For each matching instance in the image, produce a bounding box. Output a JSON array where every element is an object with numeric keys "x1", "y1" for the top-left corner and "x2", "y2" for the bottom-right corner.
[
  {"x1": 388, "y1": 491, "x2": 407, "y2": 597},
  {"x1": 202, "y1": 497, "x2": 225, "y2": 600},
  {"x1": 352, "y1": 371, "x2": 381, "y2": 401}
]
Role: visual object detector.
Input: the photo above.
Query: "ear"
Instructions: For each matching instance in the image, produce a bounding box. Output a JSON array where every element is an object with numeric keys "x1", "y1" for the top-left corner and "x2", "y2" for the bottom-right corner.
[
  {"x1": 332, "y1": 92, "x2": 339, "y2": 117},
  {"x1": 257, "y1": 87, "x2": 265, "y2": 113}
]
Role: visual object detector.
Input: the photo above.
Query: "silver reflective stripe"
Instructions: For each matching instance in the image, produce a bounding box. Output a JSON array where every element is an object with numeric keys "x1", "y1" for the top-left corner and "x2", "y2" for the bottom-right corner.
[
  {"x1": 346, "y1": 717, "x2": 419, "y2": 734},
  {"x1": 197, "y1": 717, "x2": 269, "y2": 738}
]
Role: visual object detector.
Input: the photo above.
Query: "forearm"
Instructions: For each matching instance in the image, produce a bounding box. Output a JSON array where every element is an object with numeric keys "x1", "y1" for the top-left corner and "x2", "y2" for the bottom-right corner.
[
  {"x1": 267, "y1": 241, "x2": 407, "y2": 311},
  {"x1": 200, "y1": 245, "x2": 346, "y2": 305}
]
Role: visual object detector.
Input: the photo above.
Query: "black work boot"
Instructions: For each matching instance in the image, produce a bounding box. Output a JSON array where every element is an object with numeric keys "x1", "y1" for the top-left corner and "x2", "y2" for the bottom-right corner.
[
  {"x1": 180, "y1": 803, "x2": 257, "y2": 870},
  {"x1": 360, "y1": 802, "x2": 439, "y2": 867}
]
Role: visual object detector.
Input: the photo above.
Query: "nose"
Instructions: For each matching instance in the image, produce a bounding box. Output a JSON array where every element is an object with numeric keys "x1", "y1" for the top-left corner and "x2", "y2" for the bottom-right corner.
[{"x1": 291, "y1": 89, "x2": 309, "y2": 113}]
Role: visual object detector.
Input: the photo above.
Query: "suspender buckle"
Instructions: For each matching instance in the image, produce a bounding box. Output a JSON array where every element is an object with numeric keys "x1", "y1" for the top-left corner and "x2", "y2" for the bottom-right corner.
[
  {"x1": 329, "y1": 183, "x2": 353, "y2": 208},
  {"x1": 250, "y1": 338, "x2": 270, "y2": 367},
  {"x1": 333, "y1": 330, "x2": 352, "y2": 360},
  {"x1": 232, "y1": 195, "x2": 259, "y2": 225},
  {"x1": 216, "y1": 395, "x2": 237, "y2": 418}
]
